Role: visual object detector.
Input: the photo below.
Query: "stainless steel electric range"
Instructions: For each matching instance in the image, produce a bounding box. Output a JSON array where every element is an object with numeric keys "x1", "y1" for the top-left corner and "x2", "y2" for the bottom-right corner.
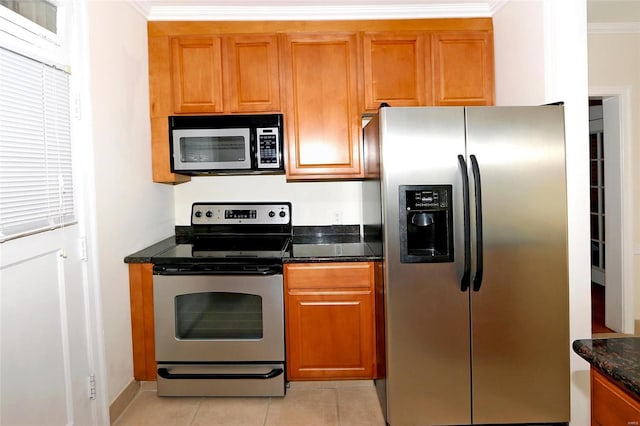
[{"x1": 152, "y1": 202, "x2": 291, "y2": 397}]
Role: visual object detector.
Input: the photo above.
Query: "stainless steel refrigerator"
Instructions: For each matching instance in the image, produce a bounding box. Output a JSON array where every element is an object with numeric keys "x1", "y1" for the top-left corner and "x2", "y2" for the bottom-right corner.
[{"x1": 362, "y1": 106, "x2": 570, "y2": 425}]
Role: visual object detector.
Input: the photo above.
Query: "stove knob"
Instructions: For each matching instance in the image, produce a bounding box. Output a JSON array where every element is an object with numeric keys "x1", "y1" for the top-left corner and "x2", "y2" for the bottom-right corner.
[
  {"x1": 206, "y1": 211, "x2": 213, "y2": 218},
  {"x1": 268, "y1": 211, "x2": 275, "y2": 218},
  {"x1": 279, "y1": 211, "x2": 286, "y2": 218},
  {"x1": 194, "y1": 211, "x2": 202, "y2": 218}
]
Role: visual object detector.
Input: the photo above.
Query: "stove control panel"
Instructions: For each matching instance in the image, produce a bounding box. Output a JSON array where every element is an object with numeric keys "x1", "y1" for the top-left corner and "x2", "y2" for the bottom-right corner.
[{"x1": 191, "y1": 202, "x2": 291, "y2": 225}]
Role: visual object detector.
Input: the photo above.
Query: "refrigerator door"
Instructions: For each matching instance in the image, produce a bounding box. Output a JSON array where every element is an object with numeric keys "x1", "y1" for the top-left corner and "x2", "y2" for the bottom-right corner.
[
  {"x1": 465, "y1": 106, "x2": 570, "y2": 424},
  {"x1": 380, "y1": 107, "x2": 472, "y2": 425}
]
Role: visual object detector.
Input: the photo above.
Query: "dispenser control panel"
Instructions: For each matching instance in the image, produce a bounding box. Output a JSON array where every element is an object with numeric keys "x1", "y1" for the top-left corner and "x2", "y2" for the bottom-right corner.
[
  {"x1": 399, "y1": 185, "x2": 454, "y2": 263},
  {"x1": 408, "y1": 189, "x2": 449, "y2": 210}
]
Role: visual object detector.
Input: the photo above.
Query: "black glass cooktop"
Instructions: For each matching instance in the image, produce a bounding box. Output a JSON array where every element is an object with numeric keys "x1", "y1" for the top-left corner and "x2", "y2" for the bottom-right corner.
[{"x1": 152, "y1": 236, "x2": 291, "y2": 265}]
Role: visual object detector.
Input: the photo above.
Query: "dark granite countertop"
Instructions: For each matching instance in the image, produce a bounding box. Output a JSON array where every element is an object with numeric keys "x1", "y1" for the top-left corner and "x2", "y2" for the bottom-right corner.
[
  {"x1": 573, "y1": 337, "x2": 640, "y2": 399},
  {"x1": 286, "y1": 225, "x2": 380, "y2": 263},
  {"x1": 123, "y1": 236, "x2": 176, "y2": 263},
  {"x1": 123, "y1": 225, "x2": 382, "y2": 264}
]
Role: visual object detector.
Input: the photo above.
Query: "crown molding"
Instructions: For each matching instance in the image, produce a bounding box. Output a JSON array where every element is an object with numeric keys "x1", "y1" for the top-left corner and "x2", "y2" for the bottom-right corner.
[
  {"x1": 132, "y1": 2, "x2": 495, "y2": 21},
  {"x1": 588, "y1": 22, "x2": 640, "y2": 34},
  {"x1": 129, "y1": 0, "x2": 151, "y2": 19}
]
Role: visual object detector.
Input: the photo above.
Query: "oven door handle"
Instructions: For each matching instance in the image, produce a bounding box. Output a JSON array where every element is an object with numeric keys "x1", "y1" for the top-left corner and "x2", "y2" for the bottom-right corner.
[
  {"x1": 157, "y1": 367, "x2": 284, "y2": 380},
  {"x1": 153, "y1": 266, "x2": 282, "y2": 276}
]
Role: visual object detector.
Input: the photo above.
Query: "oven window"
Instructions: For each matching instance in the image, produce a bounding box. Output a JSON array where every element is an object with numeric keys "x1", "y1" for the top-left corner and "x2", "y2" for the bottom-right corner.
[
  {"x1": 174, "y1": 292, "x2": 263, "y2": 340},
  {"x1": 180, "y1": 136, "x2": 246, "y2": 163}
]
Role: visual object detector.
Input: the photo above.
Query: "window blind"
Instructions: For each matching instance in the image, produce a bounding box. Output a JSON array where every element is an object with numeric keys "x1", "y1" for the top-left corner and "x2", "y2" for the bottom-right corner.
[{"x1": 0, "y1": 46, "x2": 74, "y2": 242}]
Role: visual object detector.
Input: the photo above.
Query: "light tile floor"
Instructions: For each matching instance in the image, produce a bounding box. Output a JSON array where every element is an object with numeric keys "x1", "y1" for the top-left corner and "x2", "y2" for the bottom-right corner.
[{"x1": 113, "y1": 380, "x2": 386, "y2": 426}]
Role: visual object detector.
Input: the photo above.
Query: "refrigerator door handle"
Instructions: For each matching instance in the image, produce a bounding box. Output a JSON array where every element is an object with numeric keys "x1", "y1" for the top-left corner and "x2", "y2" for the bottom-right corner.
[
  {"x1": 457, "y1": 154, "x2": 471, "y2": 292},
  {"x1": 470, "y1": 154, "x2": 484, "y2": 291}
]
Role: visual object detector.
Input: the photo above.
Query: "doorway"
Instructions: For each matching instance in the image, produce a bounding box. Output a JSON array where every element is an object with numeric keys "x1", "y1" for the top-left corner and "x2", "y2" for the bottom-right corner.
[{"x1": 588, "y1": 91, "x2": 633, "y2": 335}]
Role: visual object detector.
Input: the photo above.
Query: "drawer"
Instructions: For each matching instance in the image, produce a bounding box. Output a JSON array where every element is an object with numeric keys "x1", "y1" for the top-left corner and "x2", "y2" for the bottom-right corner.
[{"x1": 284, "y1": 262, "x2": 373, "y2": 290}]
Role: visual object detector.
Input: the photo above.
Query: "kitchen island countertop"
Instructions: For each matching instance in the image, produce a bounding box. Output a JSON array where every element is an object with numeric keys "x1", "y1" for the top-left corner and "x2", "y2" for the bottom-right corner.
[{"x1": 573, "y1": 337, "x2": 640, "y2": 400}]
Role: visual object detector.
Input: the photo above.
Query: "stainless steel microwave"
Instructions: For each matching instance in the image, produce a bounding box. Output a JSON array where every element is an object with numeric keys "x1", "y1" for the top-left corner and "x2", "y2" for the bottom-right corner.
[{"x1": 169, "y1": 114, "x2": 284, "y2": 175}]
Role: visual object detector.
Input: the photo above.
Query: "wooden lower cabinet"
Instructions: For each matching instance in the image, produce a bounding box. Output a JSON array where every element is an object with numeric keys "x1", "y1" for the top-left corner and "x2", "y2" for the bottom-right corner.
[
  {"x1": 284, "y1": 262, "x2": 377, "y2": 380},
  {"x1": 128, "y1": 263, "x2": 157, "y2": 381},
  {"x1": 591, "y1": 368, "x2": 640, "y2": 425}
]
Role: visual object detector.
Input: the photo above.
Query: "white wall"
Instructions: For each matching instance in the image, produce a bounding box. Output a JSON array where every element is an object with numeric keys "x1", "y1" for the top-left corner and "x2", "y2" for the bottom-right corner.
[
  {"x1": 493, "y1": 1, "x2": 546, "y2": 105},
  {"x1": 587, "y1": 32, "x2": 640, "y2": 321},
  {"x1": 494, "y1": 1, "x2": 591, "y2": 425},
  {"x1": 85, "y1": 1, "x2": 175, "y2": 405},
  {"x1": 80, "y1": 1, "x2": 593, "y2": 420},
  {"x1": 173, "y1": 176, "x2": 362, "y2": 225}
]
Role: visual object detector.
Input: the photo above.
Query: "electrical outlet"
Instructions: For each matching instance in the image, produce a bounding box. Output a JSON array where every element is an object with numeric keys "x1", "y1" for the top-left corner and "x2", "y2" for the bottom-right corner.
[{"x1": 333, "y1": 211, "x2": 342, "y2": 225}]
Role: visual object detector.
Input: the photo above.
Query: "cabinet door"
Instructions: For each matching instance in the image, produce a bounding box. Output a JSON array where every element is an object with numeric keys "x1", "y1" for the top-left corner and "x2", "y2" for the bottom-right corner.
[
  {"x1": 431, "y1": 31, "x2": 494, "y2": 106},
  {"x1": 224, "y1": 35, "x2": 280, "y2": 113},
  {"x1": 282, "y1": 33, "x2": 362, "y2": 179},
  {"x1": 284, "y1": 262, "x2": 376, "y2": 380},
  {"x1": 286, "y1": 292, "x2": 375, "y2": 380},
  {"x1": 592, "y1": 368, "x2": 640, "y2": 426},
  {"x1": 363, "y1": 32, "x2": 429, "y2": 110},
  {"x1": 171, "y1": 36, "x2": 224, "y2": 113}
]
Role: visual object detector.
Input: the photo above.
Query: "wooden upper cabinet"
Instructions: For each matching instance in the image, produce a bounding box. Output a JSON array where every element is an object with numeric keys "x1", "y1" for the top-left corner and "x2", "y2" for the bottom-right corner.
[
  {"x1": 363, "y1": 32, "x2": 430, "y2": 110},
  {"x1": 431, "y1": 31, "x2": 494, "y2": 106},
  {"x1": 223, "y1": 35, "x2": 280, "y2": 112},
  {"x1": 282, "y1": 33, "x2": 362, "y2": 180},
  {"x1": 170, "y1": 34, "x2": 280, "y2": 114},
  {"x1": 171, "y1": 36, "x2": 224, "y2": 113},
  {"x1": 147, "y1": 20, "x2": 494, "y2": 183}
]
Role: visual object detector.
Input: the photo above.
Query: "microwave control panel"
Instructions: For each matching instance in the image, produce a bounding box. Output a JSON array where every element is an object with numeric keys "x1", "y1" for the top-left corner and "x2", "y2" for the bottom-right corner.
[{"x1": 257, "y1": 127, "x2": 281, "y2": 169}]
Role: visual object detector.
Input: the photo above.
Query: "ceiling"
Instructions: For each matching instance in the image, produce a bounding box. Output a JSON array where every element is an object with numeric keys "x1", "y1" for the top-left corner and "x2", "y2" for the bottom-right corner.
[
  {"x1": 131, "y1": 0, "x2": 640, "y2": 25},
  {"x1": 131, "y1": 0, "x2": 508, "y2": 21}
]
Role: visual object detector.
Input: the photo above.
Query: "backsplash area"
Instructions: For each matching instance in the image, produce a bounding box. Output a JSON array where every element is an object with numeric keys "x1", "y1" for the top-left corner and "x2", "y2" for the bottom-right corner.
[{"x1": 173, "y1": 175, "x2": 363, "y2": 226}]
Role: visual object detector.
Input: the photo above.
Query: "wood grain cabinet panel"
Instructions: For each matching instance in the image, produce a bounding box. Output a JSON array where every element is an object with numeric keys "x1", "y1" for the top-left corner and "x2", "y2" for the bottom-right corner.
[
  {"x1": 284, "y1": 262, "x2": 377, "y2": 380},
  {"x1": 128, "y1": 263, "x2": 157, "y2": 381},
  {"x1": 224, "y1": 34, "x2": 280, "y2": 112},
  {"x1": 591, "y1": 368, "x2": 640, "y2": 426},
  {"x1": 431, "y1": 31, "x2": 494, "y2": 106},
  {"x1": 363, "y1": 32, "x2": 429, "y2": 110},
  {"x1": 147, "y1": 20, "x2": 494, "y2": 183},
  {"x1": 282, "y1": 33, "x2": 362, "y2": 180},
  {"x1": 171, "y1": 36, "x2": 224, "y2": 113}
]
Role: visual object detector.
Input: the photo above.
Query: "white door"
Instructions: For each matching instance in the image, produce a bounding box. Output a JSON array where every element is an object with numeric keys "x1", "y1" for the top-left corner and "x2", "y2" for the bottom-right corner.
[{"x1": 0, "y1": 224, "x2": 96, "y2": 425}]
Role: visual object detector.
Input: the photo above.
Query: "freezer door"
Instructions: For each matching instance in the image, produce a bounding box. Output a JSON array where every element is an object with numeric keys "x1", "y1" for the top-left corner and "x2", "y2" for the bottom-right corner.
[
  {"x1": 465, "y1": 106, "x2": 570, "y2": 424},
  {"x1": 380, "y1": 107, "x2": 472, "y2": 425}
]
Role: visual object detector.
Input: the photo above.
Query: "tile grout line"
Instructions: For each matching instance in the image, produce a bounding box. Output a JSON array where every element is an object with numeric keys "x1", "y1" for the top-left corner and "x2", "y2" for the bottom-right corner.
[
  {"x1": 187, "y1": 397, "x2": 204, "y2": 425},
  {"x1": 335, "y1": 388, "x2": 342, "y2": 426},
  {"x1": 262, "y1": 396, "x2": 272, "y2": 426}
]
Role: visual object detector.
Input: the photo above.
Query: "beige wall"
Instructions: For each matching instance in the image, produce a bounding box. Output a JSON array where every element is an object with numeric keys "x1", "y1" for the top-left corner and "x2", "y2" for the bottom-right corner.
[
  {"x1": 588, "y1": 32, "x2": 640, "y2": 320},
  {"x1": 86, "y1": 1, "x2": 175, "y2": 404}
]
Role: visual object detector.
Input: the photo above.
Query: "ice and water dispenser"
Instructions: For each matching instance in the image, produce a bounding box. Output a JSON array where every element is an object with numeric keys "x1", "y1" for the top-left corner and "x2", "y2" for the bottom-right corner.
[{"x1": 399, "y1": 185, "x2": 454, "y2": 263}]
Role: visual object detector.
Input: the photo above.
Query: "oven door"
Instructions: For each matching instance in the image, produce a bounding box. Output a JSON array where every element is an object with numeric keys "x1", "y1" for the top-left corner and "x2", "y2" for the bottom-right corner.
[
  {"x1": 171, "y1": 128, "x2": 251, "y2": 172},
  {"x1": 153, "y1": 273, "x2": 284, "y2": 363}
]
